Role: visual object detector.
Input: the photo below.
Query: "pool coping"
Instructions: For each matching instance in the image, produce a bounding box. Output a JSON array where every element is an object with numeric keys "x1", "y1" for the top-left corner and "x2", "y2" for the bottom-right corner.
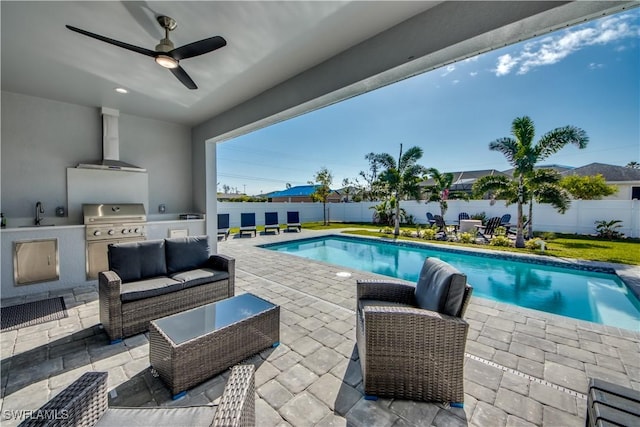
[{"x1": 259, "y1": 232, "x2": 640, "y2": 326}]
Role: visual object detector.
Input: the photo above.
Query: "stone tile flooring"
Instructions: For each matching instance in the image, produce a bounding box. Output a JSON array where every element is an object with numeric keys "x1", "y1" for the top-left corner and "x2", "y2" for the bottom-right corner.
[{"x1": 1, "y1": 229, "x2": 639, "y2": 426}]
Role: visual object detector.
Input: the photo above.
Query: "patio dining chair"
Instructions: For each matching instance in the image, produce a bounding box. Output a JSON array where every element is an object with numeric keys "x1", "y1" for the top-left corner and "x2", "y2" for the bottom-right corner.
[
  {"x1": 286, "y1": 211, "x2": 301, "y2": 232},
  {"x1": 433, "y1": 214, "x2": 455, "y2": 239},
  {"x1": 476, "y1": 216, "x2": 503, "y2": 242},
  {"x1": 239, "y1": 213, "x2": 257, "y2": 237},
  {"x1": 264, "y1": 212, "x2": 280, "y2": 234},
  {"x1": 356, "y1": 257, "x2": 473, "y2": 403},
  {"x1": 217, "y1": 213, "x2": 230, "y2": 240},
  {"x1": 426, "y1": 212, "x2": 436, "y2": 225},
  {"x1": 18, "y1": 365, "x2": 256, "y2": 427}
]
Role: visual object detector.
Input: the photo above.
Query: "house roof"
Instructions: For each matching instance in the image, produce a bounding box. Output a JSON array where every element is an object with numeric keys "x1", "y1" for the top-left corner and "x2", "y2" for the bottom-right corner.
[
  {"x1": 421, "y1": 169, "x2": 510, "y2": 190},
  {"x1": 502, "y1": 164, "x2": 574, "y2": 177},
  {"x1": 268, "y1": 185, "x2": 337, "y2": 198},
  {"x1": 561, "y1": 163, "x2": 640, "y2": 182}
]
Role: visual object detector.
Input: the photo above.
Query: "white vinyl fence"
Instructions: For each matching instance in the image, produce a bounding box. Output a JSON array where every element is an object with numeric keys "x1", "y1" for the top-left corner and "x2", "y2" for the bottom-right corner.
[{"x1": 219, "y1": 199, "x2": 640, "y2": 237}]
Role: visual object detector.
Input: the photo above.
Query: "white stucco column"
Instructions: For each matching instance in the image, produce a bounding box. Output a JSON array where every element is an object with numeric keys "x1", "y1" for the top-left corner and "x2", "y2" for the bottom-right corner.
[{"x1": 205, "y1": 140, "x2": 218, "y2": 253}]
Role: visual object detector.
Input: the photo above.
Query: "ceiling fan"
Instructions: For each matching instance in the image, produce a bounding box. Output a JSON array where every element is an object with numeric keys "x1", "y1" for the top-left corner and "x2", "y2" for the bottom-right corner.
[{"x1": 66, "y1": 15, "x2": 226, "y2": 90}]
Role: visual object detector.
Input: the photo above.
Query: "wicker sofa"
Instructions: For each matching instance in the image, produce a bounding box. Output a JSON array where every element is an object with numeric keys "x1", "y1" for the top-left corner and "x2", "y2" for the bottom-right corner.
[
  {"x1": 18, "y1": 365, "x2": 255, "y2": 427},
  {"x1": 99, "y1": 235, "x2": 235, "y2": 342},
  {"x1": 356, "y1": 257, "x2": 472, "y2": 403}
]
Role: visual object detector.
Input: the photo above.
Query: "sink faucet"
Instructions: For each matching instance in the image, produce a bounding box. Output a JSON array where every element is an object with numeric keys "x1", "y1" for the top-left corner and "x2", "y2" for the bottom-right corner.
[{"x1": 35, "y1": 201, "x2": 44, "y2": 226}]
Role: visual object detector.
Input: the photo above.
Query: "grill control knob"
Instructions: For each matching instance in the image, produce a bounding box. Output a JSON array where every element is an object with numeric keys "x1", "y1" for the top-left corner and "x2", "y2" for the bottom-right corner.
[
  {"x1": 108, "y1": 229, "x2": 115, "y2": 236},
  {"x1": 121, "y1": 229, "x2": 128, "y2": 235},
  {"x1": 93, "y1": 230, "x2": 101, "y2": 236},
  {"x1": 134, "y1": 228, "x2": 140, "y2": 234}
]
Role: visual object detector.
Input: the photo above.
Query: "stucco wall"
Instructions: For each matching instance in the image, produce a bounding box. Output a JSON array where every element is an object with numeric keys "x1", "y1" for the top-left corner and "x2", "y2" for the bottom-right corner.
[{"x1": 1, "y1": 91, "x2": 193, "y2": 223}]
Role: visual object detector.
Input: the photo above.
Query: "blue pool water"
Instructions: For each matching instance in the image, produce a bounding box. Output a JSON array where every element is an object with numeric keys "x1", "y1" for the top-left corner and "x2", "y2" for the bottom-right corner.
[{"x1": 263, "y1": 235, "x2": 640, "y2": 331}]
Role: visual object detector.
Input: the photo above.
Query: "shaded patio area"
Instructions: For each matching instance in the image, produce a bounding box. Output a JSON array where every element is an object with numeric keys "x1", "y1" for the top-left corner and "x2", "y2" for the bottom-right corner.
[{"x1": 1, "y1": 229, "x2": 639, "y2": 426}]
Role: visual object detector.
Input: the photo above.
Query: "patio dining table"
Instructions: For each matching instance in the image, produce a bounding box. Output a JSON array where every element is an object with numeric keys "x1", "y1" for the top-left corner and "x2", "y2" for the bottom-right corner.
[{"x1": 459, "y1": 219, "x2": 482, "y2": 234}]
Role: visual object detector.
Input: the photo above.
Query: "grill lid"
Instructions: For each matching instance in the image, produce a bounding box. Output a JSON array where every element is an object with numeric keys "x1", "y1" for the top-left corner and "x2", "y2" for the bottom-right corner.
[{"x1": 83, "y1": 203, "x2": 146, "y2": 224}]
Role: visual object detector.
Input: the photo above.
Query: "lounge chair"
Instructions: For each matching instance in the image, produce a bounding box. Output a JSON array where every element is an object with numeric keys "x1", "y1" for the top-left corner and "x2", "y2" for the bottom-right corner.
[
  {"x1": 18, "y1": 365, "x2": 255, "y2": 427},
  {"x1": 217, "y1": 213, "x2": 230, "y2": 240},
  {"x1": 475, "y1": 216, "x2": 503, "y2": 242},
  {"x1": 500, "y1": 213, "x2": 511, "y2": 225},
  {"x1": 286, "y1": 211, "x2": 301, "y2": 232},
  {"x1": 239, "y1": 213, "x2": 257, "y2": 237},
  {"x1": 356, "y1": 257, "x2": 473, "y2": 403},
  {"x1": 264, "y1": 212, "x2": 280, "y2": 234},
  {"x1": 458, "y1": 212, "x2": 470, "y2": 221}
]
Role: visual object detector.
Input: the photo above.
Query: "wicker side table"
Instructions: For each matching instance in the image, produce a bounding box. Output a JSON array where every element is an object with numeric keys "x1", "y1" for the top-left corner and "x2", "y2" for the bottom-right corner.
[{"x1": 149, "y1": 293, "x2": 279, "y2": 398}]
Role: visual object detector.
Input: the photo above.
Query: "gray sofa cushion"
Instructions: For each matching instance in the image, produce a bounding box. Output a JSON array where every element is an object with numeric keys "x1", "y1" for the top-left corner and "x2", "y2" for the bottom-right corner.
[
  {"x1": 120, "y1": 277, "x2": 183, "y2": 302},
  {"x1": 414, "y1": 257, "x2": 467, "y2": 317},
  {"x1": 171, "y1": 268, "x2": 229, "y2": 289},
  {"x1": 165, "y1": 236, "x2": 210, "y2": 275},
  {"x1": 108, "y1": 240, "x2": 167, "y2": 283},
  {"x1": 96, "y1": 407, "x2": 214, "y2": 427}
]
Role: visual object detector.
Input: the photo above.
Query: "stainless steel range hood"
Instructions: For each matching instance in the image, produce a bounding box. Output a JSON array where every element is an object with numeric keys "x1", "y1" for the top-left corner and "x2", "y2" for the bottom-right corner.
[{"x1": 77, "y1": 107, "x2": 146, "y2": 173}]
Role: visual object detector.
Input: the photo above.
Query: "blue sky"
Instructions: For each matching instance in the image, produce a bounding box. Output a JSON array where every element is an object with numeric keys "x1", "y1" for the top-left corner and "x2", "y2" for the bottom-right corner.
[{"x1": 217, "y1": 9, "x2": 640, "y2": 196}]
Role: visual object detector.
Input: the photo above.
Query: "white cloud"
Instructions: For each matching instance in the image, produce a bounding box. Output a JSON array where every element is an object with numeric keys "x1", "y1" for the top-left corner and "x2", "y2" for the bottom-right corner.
[
  {"x1": 589, "y1": 62, "x2": 604, "y2": 70},
  {"x1": 494, "y1": 54, "x2": 518, "y2": 76},
  {"x1": 463, "y1": 56, "x2": 479, "y2": 63},
  {"x1": 469, "y1": 71, "x2": 478, "y2": 77},
  {"x1": 492, "y1": 12, "x2": 639, "y2": 76},
  {"x1": 452, "y1": 79, "x2": 460, "y2": 85},
  {"x1": 441, "y1": 64, "x2": 456, "y2": 76}
]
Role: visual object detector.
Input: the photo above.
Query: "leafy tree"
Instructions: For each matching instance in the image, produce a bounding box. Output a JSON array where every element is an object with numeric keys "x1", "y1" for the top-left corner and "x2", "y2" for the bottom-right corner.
[
  {"x1": 422, "y1": 168, "x2": 469, "y2": 217},
  {"x1": 483, "y1": 116, "x2": 588, "y2": 247},
  {"x1": 358, "y1": 152, "x2": 391, "y2": 201},
  {"x1": 560, "y1": 174, "x2": 617, "y2": 199},
  {"x1": 341, "y1": 178, "x2": 354, "y2": 202},
  {"x1": 375, "y1": 144, "x2": 427, "y2": 236},
  {"x1": 309, "y1": 167, "x2": 333, "y2": 225},
  {"x1": 626, "y1": 161, "x2": 639, "y2": 169}
]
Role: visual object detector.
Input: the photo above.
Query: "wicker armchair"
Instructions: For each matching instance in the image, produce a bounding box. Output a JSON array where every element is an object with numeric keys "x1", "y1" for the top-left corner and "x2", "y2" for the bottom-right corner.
[
  {"x1": 18, "y1": 365, "x2": 255, "y2": 427},
  {"x1": 356, "y1": 258, "x2": 472, "y2": 403}
]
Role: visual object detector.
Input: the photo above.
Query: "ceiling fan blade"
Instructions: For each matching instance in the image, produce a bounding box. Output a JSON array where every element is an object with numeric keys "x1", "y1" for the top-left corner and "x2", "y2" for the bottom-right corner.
[
  {"x1": 66, "y1": 25, "x2": 156, "y2": 57},
  {"x1": 170, "y1": 66, "x2": 197, "y2": 90},
  {"x1": 170, "y1": 36, "x2": 227, "y2": 60}
]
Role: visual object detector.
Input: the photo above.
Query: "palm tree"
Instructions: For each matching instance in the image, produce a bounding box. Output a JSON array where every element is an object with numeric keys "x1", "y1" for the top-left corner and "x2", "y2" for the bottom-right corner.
[
  {"x1": 626, "y1": 161, "x2": 639, "y2": 169},
  {"x1": 473, "y1": 168, "x2": 571, "y2": 239},
  {"x1": 422, "y1": 168, "x2": 469, "y2": 217},
  {"x1": 485, "y1": 116, "x2": 587, "y2": 247},
  {"x1": 376, "y1": 144, "x2": 426, "y2": 236}
]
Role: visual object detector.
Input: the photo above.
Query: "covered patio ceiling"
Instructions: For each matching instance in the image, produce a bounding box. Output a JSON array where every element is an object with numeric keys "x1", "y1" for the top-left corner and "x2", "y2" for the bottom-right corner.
[{"x1": 2, "y1": 1, "x2": 636, "y2": 131}]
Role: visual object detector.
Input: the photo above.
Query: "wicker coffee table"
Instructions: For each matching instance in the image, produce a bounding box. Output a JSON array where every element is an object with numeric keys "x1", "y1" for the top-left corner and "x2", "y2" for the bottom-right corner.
[{"x1": 149, "y1": 293, "x2": 279, "y2": 398}]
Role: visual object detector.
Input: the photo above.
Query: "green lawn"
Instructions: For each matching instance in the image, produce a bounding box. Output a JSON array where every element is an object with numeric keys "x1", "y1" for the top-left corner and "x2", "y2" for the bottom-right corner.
[{"x1": 299, "y1": 222, "x2": 640, "y2": 265}]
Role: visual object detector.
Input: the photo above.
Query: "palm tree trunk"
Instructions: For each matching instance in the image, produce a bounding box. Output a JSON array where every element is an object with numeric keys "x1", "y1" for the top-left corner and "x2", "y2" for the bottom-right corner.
[
  {"x1": 527, "y1": 199, "x2": 534, "y2": 240},
  {"x1": 515, "y1": 177, "x2": 525, "y2": 248},
  {"x1": 394, "y1": 200, "x2": 400, "y2": 236}
]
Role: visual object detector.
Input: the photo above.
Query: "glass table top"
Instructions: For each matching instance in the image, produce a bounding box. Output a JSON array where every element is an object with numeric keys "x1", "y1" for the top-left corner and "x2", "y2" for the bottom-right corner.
[{"x1": 153, "y1": 293, "x2": 277, "y2": 345}]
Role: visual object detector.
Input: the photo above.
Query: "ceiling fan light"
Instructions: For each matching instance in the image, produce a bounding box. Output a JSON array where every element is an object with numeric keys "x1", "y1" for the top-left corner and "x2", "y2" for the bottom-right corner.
[{"x1": 155, "y1": 55, "x2": 179, "y2": 69}]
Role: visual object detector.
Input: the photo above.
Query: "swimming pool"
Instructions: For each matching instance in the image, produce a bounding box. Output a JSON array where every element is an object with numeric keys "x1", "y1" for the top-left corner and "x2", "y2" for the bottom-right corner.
[{"x1": 262, "y1": 235, "x2": 640, "y2": 331}]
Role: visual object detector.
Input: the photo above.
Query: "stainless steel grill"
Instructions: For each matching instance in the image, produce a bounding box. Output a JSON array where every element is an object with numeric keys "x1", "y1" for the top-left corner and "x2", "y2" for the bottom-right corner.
[{"x1": 83, "y1": 203, "x2": 147, "y2": 279}]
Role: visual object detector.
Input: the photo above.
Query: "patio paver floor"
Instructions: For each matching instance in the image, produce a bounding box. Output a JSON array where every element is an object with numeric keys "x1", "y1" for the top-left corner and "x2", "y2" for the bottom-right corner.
[{"x1": 1, "y1": 229, "x2": 639, "y2": 426}]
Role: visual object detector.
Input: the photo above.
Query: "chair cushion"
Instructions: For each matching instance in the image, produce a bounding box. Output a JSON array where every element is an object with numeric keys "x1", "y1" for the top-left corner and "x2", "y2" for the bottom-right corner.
[
  {"x1": 165, "y1": 236, "x2": 210, "y2": 274},
  {"x1": 414, "y1": 258, "x2": 467, "y2": 317},
  {"x1": 171, "y1": 268, "x2": 229, "y2": 289},
  {"x1": 108, "y1": 240, "x2": 167, "y2": 283},
  {"x1": 97, "y1": 407, "x2": 215, "y2": 427},
  {"x1": 120, "y1": 277, "x2": 183, "y2": 302}
]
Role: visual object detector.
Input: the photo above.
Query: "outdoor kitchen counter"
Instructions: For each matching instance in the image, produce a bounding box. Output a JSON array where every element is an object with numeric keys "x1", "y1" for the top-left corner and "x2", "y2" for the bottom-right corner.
[{"x1": 1, "y1": 219, "x2": 205, "y2": 299}]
